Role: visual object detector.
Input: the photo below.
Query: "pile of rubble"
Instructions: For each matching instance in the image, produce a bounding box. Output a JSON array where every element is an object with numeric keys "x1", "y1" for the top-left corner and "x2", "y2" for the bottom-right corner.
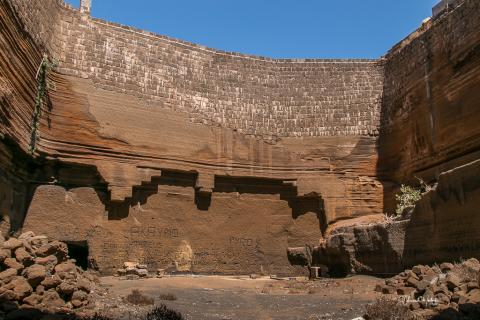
[
  {"x1": 375, "y1": 258, "x2": 480, "y2": 318},
  {"x1": 115, "y1": 262, "x2": 149, "y2": 279},
  {"x1": 115, "y1": 262, "x2": 168, "y2": 280},
  {"x1": 0, "y1": 231, "x2": 99, "y2": 314}
]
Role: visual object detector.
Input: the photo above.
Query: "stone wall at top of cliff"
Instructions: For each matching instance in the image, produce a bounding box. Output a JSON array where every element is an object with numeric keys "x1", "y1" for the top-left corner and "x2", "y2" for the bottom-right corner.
[
  {"x1": 52, "y1": 3, "x2": 384, "y2": 139},
  {"x1": 7, "y1": 0, "x2": 65, "y2": 55}
]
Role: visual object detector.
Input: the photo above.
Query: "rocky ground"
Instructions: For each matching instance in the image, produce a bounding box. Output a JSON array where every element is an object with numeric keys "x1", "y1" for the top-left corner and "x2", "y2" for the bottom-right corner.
[
  {"x1": 94, "y1": 275, "x2": 383, "y2": 320},
  {"x1": 373, "y1": 258, "x2": 480, "y2": 319}
]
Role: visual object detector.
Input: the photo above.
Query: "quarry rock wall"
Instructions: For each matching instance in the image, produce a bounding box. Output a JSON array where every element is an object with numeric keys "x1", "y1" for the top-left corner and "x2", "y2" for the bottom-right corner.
[
  {"x1": 0, "y1": 0, "x2": 385, "y2": 274},
  {"x1": 0, "y1": 0, "x2": 479, "y2": 275},
  {"x1": 311, "y1": 0, "x2": 480, "y2": 275},
  {"x1": 0, "y1": 0, "x2": 65, "y2": 232},
  {"x1": 379, "y1": 0, "x2": 480, "y2": 210}
]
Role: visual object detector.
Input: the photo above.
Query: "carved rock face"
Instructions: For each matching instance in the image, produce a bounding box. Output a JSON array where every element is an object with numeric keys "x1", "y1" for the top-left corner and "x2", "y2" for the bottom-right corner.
[{"x1": 1, "y1": 0, "x2": 480, "y2": 278}]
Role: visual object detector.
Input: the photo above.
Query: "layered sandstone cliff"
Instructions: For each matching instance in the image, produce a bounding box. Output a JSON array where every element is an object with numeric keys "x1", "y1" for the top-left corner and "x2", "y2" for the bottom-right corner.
[{"x1": 0, "y1": 0, "x2": 479, "y2": 275}]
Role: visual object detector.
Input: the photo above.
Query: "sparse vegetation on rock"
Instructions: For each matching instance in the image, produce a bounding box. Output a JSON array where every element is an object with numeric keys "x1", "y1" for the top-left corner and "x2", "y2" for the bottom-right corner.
[
  {"x1": 395, "y1": 184, "x2": 422, "y2": 215},
  {"x1": 29, "y1": 54, "x2": 57, "y2": 155}
]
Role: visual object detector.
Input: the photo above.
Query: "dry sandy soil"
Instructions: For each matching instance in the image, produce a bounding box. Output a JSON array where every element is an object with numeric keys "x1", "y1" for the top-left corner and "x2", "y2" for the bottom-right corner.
[{"x1": 93, "y1": 275, "x2": 384, "y2": 320}]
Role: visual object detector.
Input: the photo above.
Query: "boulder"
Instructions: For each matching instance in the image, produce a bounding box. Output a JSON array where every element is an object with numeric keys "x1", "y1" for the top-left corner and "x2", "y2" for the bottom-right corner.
[
  {"x1": 20, "y1": 239, "x2": 34, "y2": 254},
  {"x1": 41, "y1": 275, "x2": 62, "y2": 289},
  {"x1": 41, "y1": 290, "x2": 65, "y2": 308},
  {"x1": 412, "y1": 265, "x2": 425, "y2": 275},
  {"x1": 3, "y1": 258, "x2": 23, "y2": 271},
  {"x1": 0, "y1": 249, "x2": 11, "y2": 262},
  {"x1": 314, "y1": 220, "x2": 408, "y2": 275},
  {"x1": 435, "y1": 292, "x2": 450, "y2": 305},
  {"x1": 420, "y1": 289, "x2": 436, "y2": 308},
  {"x1": 34, "y1": 255, "x2": 58, "y2": 273},
  {"x1": 14, "y1": 247, "x2": 34, "y2": 266},
  {"x1": 35, "y1": 241, "x2": 68, "y2": 261},
  {"x1": 2, "y1": 238, "x2": 22, "y2": 250},
  {"x1": 446, "y1": 273, "x2": 462, "y2": 290},
  {"x1": 77, "y1": 278, "x2": 91, "y2": 293},
  {"x1": 126, "y1": 274, "x2": 139, "y2": 280},
  {"x1": 28, "y1": 236, "x2": 48, "y2": 247},
  {"x1": 467, "y1": 281, "x2": 479, "y2": 292},
  {"x1": 397, "y1": 286, "x2": 416, "y2": 297},
  {"x1": 409, "y1": 301, "x2": 421, "y2": 310},
  {"x1": 71, "y1": 298, "x2": 85, "y2": 308},
  {"x1": 10, "y1": 277, "x2": 32, "y2": 300},
  {"x1": 22, "y1": 293, "x2": 42, "y2": 307},
  {"x1": 0, "y1": 290, "x2": 16, "y2": 301},
  {"x1": 22, "y1": 264, "x2": 46, "y2": 287},
  {"x1": 440, "y1": 263, "x2": 454, "y2": 273},
  {"x1": 381, "y1": 285, "x2": 396, "y2": 294},
  {"x1": 467, "y1": 288, "x2": 480, "y2": 303},
  {"x1": 374, "y1": 284, "x2": 384, "y2": 293},
  {"x1": 18, "y1": 231, "x2": 35, "y2": 240},
  {"x1": 35, "y1": 285, "x2": 45, "y2": 295},
  {"x1": 54, "y1": 261, "x2": 76, "y2": 274},
  {"x1": 431, "y1": 284, "x2": 450, "y2": 296},
  {"x1": 135, "y1": 268, "x2": 148, "y2": 277},
  {"x1": 71, "y1": 290, "x2": 87, "y2": 308},
  {"x1": 57, "y1": 281, "x2": 76, "y2": 296},
  {"x1": 57, "y1": 271, "x2": 75, "y2": 280},
  {"x1": 451, "y1": 292, "x2": 469, "y2": 304},
  {"x1": 462, "y1": 258, "x2": 480, "y2": 273},
  {"x1": 123, "y1": 261, "x2": 138, "y2": 269},
  {"x1": 406, "y1": 276, "x2": 421, "y2": 289},
  {"x1": 431, "y1": 265, "x2": 442, "y2": 274},
  {"x1": 0, "y1": 268, "x2": 18, "y2": 283}
]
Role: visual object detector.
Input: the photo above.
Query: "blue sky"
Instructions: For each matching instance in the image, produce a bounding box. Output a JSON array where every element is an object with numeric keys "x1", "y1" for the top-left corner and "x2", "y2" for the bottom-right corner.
[{"x1": 65, "y1": 0, "x2": 438, "y2": 59}]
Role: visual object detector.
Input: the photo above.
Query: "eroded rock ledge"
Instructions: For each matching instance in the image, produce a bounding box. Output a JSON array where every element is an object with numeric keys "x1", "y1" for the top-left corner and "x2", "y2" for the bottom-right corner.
[{"x1": 306, "y1": 159, "x2": 480, "y2": 276}]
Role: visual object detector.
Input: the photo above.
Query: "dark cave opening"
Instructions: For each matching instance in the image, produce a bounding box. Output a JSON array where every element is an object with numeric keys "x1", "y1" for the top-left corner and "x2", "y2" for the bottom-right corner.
[{"x1": 65, "y1": 240, "x2": 89, "y2": 270}]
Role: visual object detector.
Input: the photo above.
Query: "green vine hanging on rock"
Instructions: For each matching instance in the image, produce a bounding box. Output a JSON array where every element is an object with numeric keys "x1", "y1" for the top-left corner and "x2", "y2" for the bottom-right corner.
[{"x1": 29, "y1": 54, "x2": 57, "y2": 155}]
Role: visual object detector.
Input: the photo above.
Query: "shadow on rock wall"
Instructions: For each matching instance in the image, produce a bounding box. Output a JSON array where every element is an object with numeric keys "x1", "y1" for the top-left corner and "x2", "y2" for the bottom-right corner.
[{"x1": 402, "y1": 160, "x2": 480, "y2": 267}]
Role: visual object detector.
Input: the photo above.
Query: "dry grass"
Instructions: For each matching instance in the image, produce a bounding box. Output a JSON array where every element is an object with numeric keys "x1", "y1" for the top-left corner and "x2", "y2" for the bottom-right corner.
[
  {"x1": 158, "y1": 293, "x2": 177, "y2": 301},
  {"x1": 364, "y1": 297, "x2": 418, "y2": 320},
  {"x1": 124, "y1": 289, "x2": 154, "y2": 305}
]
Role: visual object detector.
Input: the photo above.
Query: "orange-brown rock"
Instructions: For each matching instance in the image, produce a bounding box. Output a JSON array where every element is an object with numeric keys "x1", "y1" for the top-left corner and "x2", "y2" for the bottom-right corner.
[{"x1": 0, "y1": 0, "x2": 480, "y2": 276}]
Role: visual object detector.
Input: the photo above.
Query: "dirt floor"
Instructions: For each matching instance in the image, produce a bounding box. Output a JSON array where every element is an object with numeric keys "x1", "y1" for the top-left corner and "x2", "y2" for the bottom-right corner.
[{"x1": 93, "y1": 275, "x2": 384, "y2": 320}]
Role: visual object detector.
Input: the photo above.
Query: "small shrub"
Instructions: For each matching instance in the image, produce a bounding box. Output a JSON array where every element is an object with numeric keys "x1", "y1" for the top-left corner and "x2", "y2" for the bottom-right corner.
[
  {"x1": 158, "y1": 293, "x2": 177, "y2": 301},
  {"x1": 124, "y1": 289, "x2": 154, "y2": 305},
  {"x1": 395, "y1": 184, "x2": 421, "y2": 215},
  {"x1": 145, "y1": 305, "x2": 184, "y2": 320},
  {"x1": 86, "y1": 315, "x2": 113, "y2": 320},
  {"x1": 364, "y1": 297, "x2": 418, "y2": 320}
]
